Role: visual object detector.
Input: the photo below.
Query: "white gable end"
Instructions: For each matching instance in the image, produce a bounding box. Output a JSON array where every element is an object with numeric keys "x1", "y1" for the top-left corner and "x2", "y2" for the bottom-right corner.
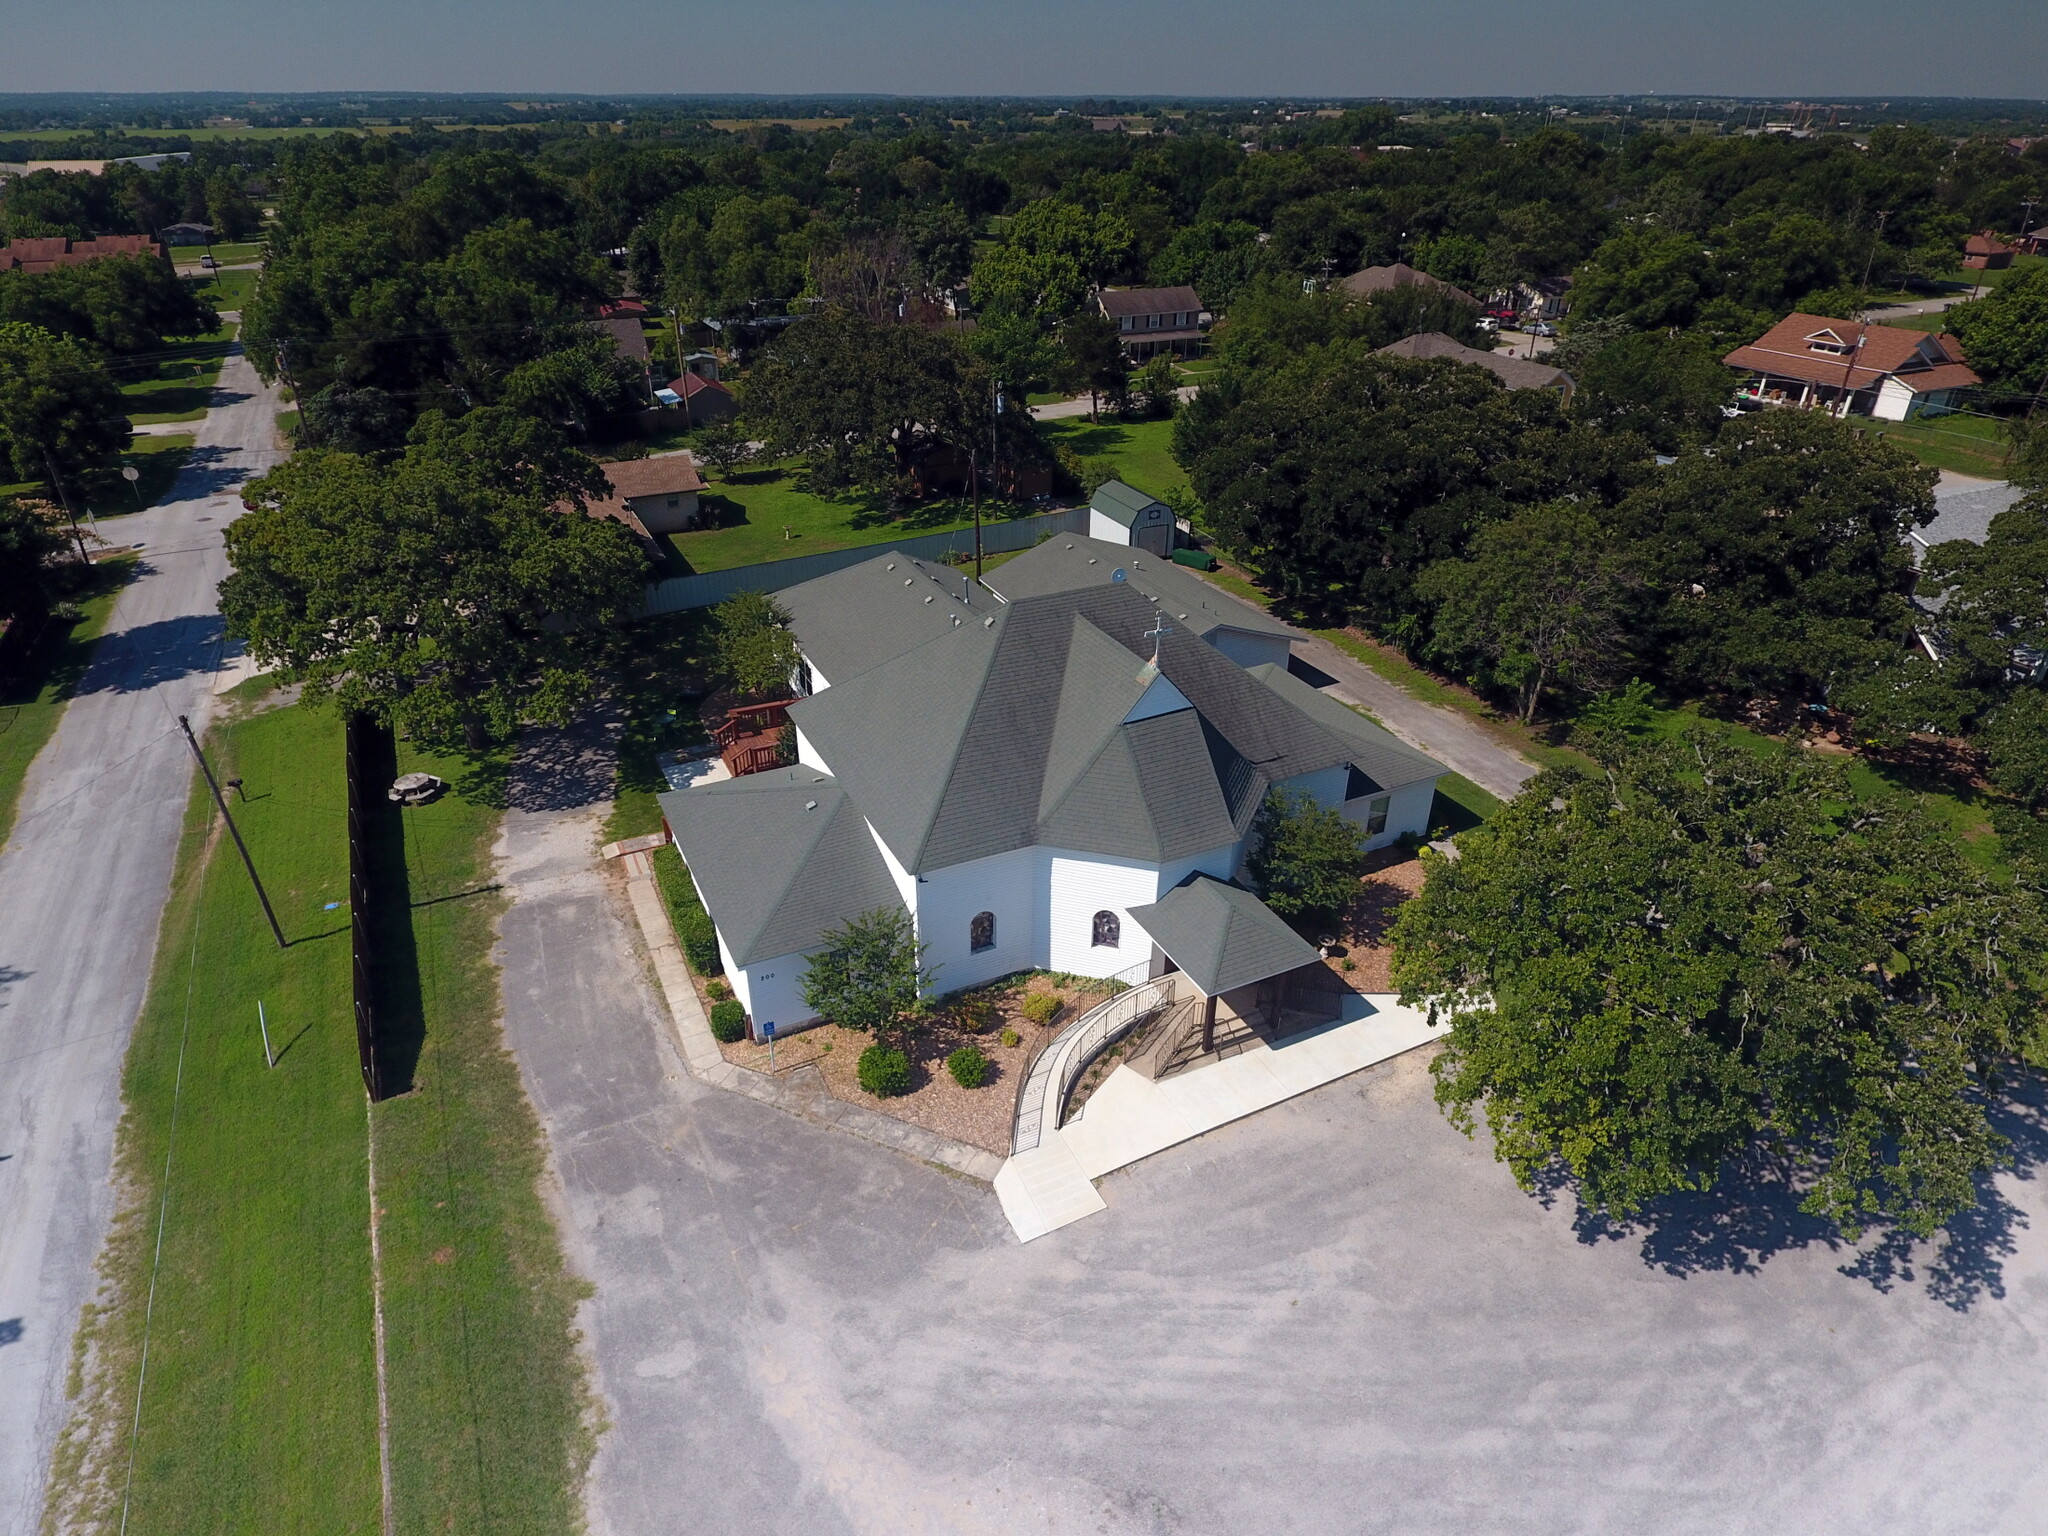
[{"x1": 1123, "y1": 672, "x2": 1193, "y2": 724}]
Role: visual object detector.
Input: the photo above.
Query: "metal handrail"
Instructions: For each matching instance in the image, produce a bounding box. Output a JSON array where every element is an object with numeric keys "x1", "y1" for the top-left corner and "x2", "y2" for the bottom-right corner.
[{"x1": 1010, "y1": 965, "x2": 1175, "y2": 1156}]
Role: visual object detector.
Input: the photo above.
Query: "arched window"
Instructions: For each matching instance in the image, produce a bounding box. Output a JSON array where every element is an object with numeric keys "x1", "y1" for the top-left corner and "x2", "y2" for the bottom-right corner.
[
  {"x1": 969, "y1": 911, "x2": 996, "y2": 953},
  {"x1": 1091, "y1": 910, "x2": 1120, "y2": 948}
]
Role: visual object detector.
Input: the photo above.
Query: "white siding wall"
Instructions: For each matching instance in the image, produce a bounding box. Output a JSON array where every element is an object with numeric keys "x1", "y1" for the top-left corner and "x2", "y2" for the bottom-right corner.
[
  {"x1": 1045, "y1": 851, "x2": 1164, "y2": 977},
  {"x1": 1088, "y1": 509, "x2": 1135, "y2": 546},
  {"x1": 1280, "y1": 765, "x2": 1351, "y2": 811},
  {"x1": 1208, "y1": 629, "x2": 1292, "y2": 671},
  {"x1": 912, "y1": 846, "x2": 1041, "y2": 994},
  {"x1": 742, "y1": 953, "x2": 815, "y2": 1040},
  {"x1": 1156, "y1": 841, "x2": 1247, "y2": 892},
  {"x1": 795, "y1": 723, "x2": 831, "y2": 772},
  {"x1": 865, "y1": 819, "x2": 919, "y2": 917},
  {"x1": 1338, "y1": 777, "x2": 1440, "y2": 850}
]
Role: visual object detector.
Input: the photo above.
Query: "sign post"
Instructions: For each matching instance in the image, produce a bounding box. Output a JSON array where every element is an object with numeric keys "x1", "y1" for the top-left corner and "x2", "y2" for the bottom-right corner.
[{"x1": 763, "y1": 1019, "x2": 776, "y2": 1072}]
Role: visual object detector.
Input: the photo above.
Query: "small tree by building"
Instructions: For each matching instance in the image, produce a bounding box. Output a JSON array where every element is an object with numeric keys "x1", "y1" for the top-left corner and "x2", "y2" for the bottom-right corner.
[
  {"x1": 711, "y1": 589, "x2": 800, "y2": 700},
  {"x1": 1246, "y1": 788, "x2": 1368, "y2": 931},
  {"x1": 695, "y1": 417, "x2": 754, "y2": 480},
  {"x1": 800, "y1": 906, "x2": 935, "y2": 1043}
]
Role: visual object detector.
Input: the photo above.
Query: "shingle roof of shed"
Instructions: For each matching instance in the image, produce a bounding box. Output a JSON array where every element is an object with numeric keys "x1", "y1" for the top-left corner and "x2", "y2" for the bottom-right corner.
[
  {"x1": 659, "y1": 769, "x2": 905, "y2": 967},
  {"x1": 1091, "y1": 479, "x2": 1166, "y2": 528},
  {"x1": 1127, "y1": 876, "x2": 1322, "y2": 997}
]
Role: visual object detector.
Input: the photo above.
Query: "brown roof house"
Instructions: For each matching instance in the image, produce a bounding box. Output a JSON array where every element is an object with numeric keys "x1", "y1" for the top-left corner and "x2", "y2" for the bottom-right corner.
[
  {"x1": 661, "y1": 370, "x2": 739, "y2": 428},
  {"x1": 588, "y1": 452, "x2": 707, "y2": 539},
  {"x1": 1096, "y1": 285, "x2": 1206, "y2": 361},
  {"x1": 1376, "y1": 332, "x2": 1575, "y2": 404},
  {"x1": 1723, "y1": 313, "x2": 1979, "y2": 421},
  {"x1": 1336, "y1": 263, "x2": 1478, "y2": 307},
  {"x1": 0, "y1": 234, "x2": 164, "y2": 274},
  {"x1": 1962, "y1": 232, "x2": 2016, "y2": 271}
]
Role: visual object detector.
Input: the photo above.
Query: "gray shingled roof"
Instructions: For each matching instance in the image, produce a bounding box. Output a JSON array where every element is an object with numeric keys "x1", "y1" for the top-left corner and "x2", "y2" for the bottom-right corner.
[
  {"x1": 1376, "y1": 331, "x2": 1573, "y2": 394},
  {"x1": 788, "y1": 583, "x2": 1384, "y2": 874},
  {"x1": 659, "y1": 769, "x2": 905, "y2": 967},
  {"x1": 983, "y1": 534, "x2": 1294, "y2": 642},
  {"x1": 1098, "y1": 285, "x2": 1203, "y2": 319},
  {"x1": 778, "y1": 550, "x2": 977, "y2": 683},
  {"x1": 1244, "y1": 664, "x2": 1445, "y2": 793},
  {"x1": 1090, "y1": 479, "x2": 1167, "y2": 528},
  {"x1": 1127, "y1": 876, "x2": 1322, "y2": 996},
  {"x1": 1914, "y1": 482, "x2": 2025, "y2": 560}
]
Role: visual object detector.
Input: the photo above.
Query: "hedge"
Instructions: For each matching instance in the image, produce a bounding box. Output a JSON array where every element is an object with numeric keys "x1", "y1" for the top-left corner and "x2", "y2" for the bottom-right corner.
[{"x1": 652, "y1": 843, "x2": 722, "y2": 975}]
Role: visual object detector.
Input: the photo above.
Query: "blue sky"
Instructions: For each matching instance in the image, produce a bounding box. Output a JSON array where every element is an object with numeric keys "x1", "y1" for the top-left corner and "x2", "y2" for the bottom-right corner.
[{"x1": 7, "y1": 1, "x2": 2043, "y2": 99}]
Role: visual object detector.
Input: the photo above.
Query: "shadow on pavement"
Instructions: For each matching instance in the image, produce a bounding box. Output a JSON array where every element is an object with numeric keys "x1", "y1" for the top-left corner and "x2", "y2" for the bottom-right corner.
[
  {"x1": 1539, "y1": 1070, "x2": 2047, "y2": 1312},
  {"x1": 73, "y1": 613, "x2": 225, "y2": 695},
  {"x1": 507, "y1": 702, "x2": 625, "y2": 814}
]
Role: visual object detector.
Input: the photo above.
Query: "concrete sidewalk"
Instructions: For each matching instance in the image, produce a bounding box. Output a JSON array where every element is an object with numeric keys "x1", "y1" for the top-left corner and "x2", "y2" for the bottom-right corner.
[{"x1": 993, "y1": 993, "x2": 1447, "y2": 1242}]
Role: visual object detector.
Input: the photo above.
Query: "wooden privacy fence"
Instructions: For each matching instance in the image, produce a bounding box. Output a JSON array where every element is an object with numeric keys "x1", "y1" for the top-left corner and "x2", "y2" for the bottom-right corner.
[
  {"x1": 344, "y1": 711, "x2": 391, "y2": 1102},
  {"x1": 639, "y1": 505, "x2": 1092, "y2": 614}
]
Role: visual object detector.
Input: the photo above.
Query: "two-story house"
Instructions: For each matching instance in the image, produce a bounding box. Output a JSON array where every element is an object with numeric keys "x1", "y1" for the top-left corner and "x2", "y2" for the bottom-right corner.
[
  {"x1": 1097, "y1": 285, "x2": 1207, "y2": 361},
  {"x1": 1723, "y1": 313, "x2": 1980, "y2": 421}
]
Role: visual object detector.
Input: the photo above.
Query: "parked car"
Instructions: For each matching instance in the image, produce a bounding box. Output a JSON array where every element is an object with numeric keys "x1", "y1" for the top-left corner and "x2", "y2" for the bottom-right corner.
[
  {"x1": 198, "y1": 255, "x2": 219, "y2": 269},
  {"x1": 1474, "y1": 316, "x2": 1501, "y2": 333},
  {"x1": 1527, "y1": 320, "x2": 1558, "y2": 338}
]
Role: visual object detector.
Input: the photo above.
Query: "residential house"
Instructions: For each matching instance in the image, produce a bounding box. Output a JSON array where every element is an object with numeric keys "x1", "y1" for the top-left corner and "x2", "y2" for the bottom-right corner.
[
  {"x1": 159, "y1": 222, "x2": 215, "y2": 246},
  {"x1": 1722, "y1": 313, "x2": 1979, "y2": 420},
  {"x1": 587, "y1": 451, "x2": 706, "y2": 539},
  {"x1": 1083, "y1": 479, "x2": 1177, "y2": 558},
  {"x1": 1097, "y1": 285, "x2": 1206, "y2": 360},
  {"x1": 1503, "y1": 275, "x2": 1573, "y2": 321},
  {"x1": 595, "y1": 316, "x2": 653, "y2": 401},
  {"x1": 1335, "y1": 263, "x2": 1478, "y2": 308},
  {"x1": 2019, "y1": 227, "x2": 2048, "y2": 258},
  {"x1": 0, "y1": 234, "x2": 164, "y2": 273},
  {"x1": 661, "y1": 369, "x2": 738, "y2": 427},
  {"x1": 1962, "y1": 232, "x2": 2016, "y2": 271},
  {"x1": 661, "y1": 551, "x2": 1445, "y2": 1038},
  {"x1": 1376, "y1": 331, "x2": 1576, "y2": 404}
]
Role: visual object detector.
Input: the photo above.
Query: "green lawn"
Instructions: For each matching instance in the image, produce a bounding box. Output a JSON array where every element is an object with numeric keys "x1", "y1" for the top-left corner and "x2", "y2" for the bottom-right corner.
[
  {"x1": 667, "y1": 458, "x2": 1032, "y2": 574},
  {"x1": 46, "y1": 699, "x2": 592, "y2": 1536},
  {"x1": 1851, "y1": 411, "x2": 2011, "y2": 478},
  {"x1": 1038, "y1": 415, "x2": 1189, "y2": 501},
  {"x1": 192, "y1": 266, "x2": 260, "y2": 312},
  {"x1": 171, "y1": 241, "x2": 265, "y2": 266},
  {"x1": 120, "y1": 325, "x2": 236, "y2": 424},
  {"x1": 0, "y1": 556, "x2": 134, "y2": 849}
]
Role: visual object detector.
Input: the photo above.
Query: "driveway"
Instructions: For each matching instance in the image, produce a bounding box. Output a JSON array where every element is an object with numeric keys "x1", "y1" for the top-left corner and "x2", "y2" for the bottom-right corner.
[
  {"x1": 496, "y1": 740, "x2": 2046, "y2": 1535},
  {"x1": 0, "y1": 344, "x2": 282, "y2": 1535}
]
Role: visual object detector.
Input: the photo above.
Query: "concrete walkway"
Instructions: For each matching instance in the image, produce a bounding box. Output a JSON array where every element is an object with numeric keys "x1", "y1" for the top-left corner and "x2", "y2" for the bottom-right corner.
[
  {"x1": 1029, "y1": 384, "x2": 1198, "y2": 421},
  {"x1": 993, "y1": 993, "x2": 1448, "y2": 1242}
]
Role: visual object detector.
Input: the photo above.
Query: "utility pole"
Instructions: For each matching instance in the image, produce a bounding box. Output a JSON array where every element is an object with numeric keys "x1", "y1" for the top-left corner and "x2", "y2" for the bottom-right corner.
[
  {"x1": 1860, "y1": 210, "x2": 1891, "y2": 296},
  {"x1": 177, "y1": 715, "x2": 288, "y2": 949},
  {"x1": 41, "y1": 450, "x2": 90, "y2": 563}
]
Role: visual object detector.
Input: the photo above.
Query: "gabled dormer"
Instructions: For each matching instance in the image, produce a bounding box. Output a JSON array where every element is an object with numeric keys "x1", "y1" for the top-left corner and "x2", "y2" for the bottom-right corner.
[{"x1": 1804, "y1": 327, "x2": 1855, "y2": 356}]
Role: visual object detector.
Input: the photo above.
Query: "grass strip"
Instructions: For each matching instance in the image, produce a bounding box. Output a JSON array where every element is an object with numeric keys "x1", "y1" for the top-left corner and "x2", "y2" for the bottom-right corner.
[
  {"x1": 0, "y1": 557, "x2": 134, "y2": 849},
  {"x1": 45, "y1": 696, "x2": 381, "y2": 1536},
  {"x1": 368, "y1": 739, "x2": 597, "y2": 1535}
]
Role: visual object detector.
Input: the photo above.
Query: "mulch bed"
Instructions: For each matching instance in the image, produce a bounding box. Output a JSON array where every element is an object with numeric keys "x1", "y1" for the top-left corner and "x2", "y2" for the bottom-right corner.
[
  {"x1": 704, "y1": 971, "x2": 1121, "y2": 1156},
  {"x1": 1321, "y1": 849, "x2": 1428, "y2": 992}
]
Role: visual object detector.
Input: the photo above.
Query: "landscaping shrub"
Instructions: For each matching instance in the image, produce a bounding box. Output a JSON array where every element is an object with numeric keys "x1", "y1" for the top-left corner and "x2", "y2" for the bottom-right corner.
[
  {"x1": 708, "y1": 999, "x2": 746, "y2": 1043},
  {"x1": 706, "y1": 978, "x2": 731, "y2": 1001},
  {"x1": 857, "y1": 1045, "x2": 912, "y2": 1098},
  {"x1": 946, "y1": 1045, "x2": 990, "y2": 1088},
  {"x1": 652, "y1": 844, "x2": 722, "y2": 974},
  {"x1": 954, "y1": 995, "x2": 998, "y2": 1033},
  {"x1": 1000, "y1": 1027, "x2": 1021, "y2": 1049},
  {"x1": 1021, "y1": 993, "x2": 1061, "y2": 1026}
]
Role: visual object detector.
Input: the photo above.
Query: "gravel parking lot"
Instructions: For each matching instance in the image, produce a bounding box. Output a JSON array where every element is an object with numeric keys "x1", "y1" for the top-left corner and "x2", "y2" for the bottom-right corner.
[{"x1": 498, "y1": 776, "x2": 2048, "y2": 1536}]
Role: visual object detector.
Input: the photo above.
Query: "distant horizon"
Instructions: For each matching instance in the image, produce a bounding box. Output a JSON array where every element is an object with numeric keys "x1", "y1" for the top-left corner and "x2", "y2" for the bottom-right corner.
[
  {"x1": 7, "y1": 1, "x2": 2043, "y2": 101},
  {"x1": 3, "y1": 90, "x2": 2048, "y2": 107}
]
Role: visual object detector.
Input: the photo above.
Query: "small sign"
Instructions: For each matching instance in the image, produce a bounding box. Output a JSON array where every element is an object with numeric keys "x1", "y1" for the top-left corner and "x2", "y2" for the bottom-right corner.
[
  {"x1": 762, "y1": 1020, "x2": 776, "y2": 1039},
  {"x1": 121, "y1": 466, "x2": 140, "y2": 482}
]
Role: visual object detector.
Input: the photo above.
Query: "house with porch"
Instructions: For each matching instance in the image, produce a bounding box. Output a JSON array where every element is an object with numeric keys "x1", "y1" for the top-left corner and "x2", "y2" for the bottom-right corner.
[
  {"x1": 1097, "y1": 285, "x2": 1206, "y2": 360},
  {"x1": 660, "y1": 549, "x2": 1446, "y2": 1041},
  {"x1": 1722, "y1": 313, "x2": 1979, "y2": 420}
]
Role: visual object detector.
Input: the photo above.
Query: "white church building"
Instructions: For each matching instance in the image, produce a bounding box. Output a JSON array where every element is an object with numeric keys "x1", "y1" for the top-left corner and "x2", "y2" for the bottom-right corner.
[{"x1": 659, "y1": 536, "x2": 1447, "y2": 1040}]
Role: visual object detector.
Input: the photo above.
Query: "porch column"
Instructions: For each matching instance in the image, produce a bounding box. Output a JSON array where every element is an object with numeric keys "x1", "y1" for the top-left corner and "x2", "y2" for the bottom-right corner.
[{"x1": 1200, "y1": 993, "x2": 1217, "y2": 1055}]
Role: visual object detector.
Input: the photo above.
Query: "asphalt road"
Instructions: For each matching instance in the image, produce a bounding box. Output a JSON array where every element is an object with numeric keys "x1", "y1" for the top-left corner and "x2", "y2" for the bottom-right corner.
[
  {"x1": 0, "y1": 343, "x2": 282, "y2": 1536},
  {"x1": 498, "y1": 743, "x2": 2046, "y2": 1536}
]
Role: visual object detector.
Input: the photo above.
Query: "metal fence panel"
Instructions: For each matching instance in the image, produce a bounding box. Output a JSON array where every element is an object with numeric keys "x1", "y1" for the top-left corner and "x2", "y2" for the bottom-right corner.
[{"x1": 640, "y1": 505, "x2": 1092, "y2": 615}]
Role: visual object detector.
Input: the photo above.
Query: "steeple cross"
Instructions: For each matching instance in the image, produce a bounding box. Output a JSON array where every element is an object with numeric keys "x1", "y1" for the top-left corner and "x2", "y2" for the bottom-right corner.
[{"x1": 1144, "y1": 612, "x2": 1172, "y2": 665}]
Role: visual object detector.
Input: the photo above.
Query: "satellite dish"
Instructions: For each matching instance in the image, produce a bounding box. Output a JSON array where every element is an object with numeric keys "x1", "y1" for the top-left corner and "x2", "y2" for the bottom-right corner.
[
  {"x1": 1111, "y1": 568, "x2": 1127, "y2": 583},
  {"x1": 121, "y1": 466, "x2": 140, "y2": 482}
]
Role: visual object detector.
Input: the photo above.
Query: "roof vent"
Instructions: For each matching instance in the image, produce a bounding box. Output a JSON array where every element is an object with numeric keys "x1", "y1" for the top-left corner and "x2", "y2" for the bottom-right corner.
[
  {"x1": 953, "y1": 615, "x2": 962, "y2": 625},
  {"x1": 1087, "y1": 558, "x2": 1098, "y2": 565},
  {"x1": 924, "y1": 595, "x2": 934, "y2": 603},
  {"x1": 886, "y1": 562, "x2": 897, "y2": 571},
  {"x1": 904, "y1": 577, "x2": 914, "y2": 586},
  {"x1": 805, "y1": 800, "x2": 818, "y2": 810},
  {"x1": 983, "y1": 614, "x2": 995, "y2": 627}
]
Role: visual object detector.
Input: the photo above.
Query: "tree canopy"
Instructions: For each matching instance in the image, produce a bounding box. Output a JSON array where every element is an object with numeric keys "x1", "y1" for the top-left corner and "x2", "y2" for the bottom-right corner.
[
  {"x1": 0, "y1": 254, "x2": 217, "y2": 357},
  {"x1": 219, "y1": 408, "x2": 644, "y2": 747},
  {"x1": 1247, "y1": 788, "x2": 1369, "y2": 930},
  {"x1": 0, "y1": 322, "x2": 131, "y2": 494},
  {"x1": 800, "y1": 906, "x2": 934, "y2": 1040},
  {"x1": 1393, "y1": 732, "x2": 2048, "y2": 1240}
]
